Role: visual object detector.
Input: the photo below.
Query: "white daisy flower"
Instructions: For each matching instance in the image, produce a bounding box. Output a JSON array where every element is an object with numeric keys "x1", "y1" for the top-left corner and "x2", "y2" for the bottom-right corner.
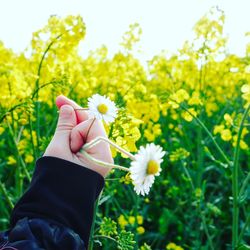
[
  {"x1": 88, "y1": 94, "x2": 118, "y2": 123},
  {"x1": 130, "y1": 143, "x2": 165, "y2": 196}
]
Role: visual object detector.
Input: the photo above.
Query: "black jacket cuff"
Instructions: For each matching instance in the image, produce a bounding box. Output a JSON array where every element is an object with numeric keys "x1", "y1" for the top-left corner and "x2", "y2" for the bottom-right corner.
[{"x1": 10, "y1": 156, "x2": 104, "y2": 246}]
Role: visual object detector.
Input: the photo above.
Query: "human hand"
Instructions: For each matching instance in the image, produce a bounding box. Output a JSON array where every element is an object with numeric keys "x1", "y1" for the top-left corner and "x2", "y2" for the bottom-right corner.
[{"x1": 44, "y1": 95, "x2": 113, "y2": 177}]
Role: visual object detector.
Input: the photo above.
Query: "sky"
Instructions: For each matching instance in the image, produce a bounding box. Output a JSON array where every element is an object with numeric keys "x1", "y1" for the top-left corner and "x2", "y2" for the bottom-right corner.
[{"x1": 0, "y1": 0, "x2": 250, "y2": 62}]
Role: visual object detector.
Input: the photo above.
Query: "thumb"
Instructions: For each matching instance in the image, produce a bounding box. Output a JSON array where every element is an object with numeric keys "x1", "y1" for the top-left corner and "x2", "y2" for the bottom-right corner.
[{"x1": 54, "y1": 104, "x2": 77, "y2": 145}]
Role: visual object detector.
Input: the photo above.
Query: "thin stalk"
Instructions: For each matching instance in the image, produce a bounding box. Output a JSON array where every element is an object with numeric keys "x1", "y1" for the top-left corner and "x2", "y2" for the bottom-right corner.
[
  {"x1": 232, "y1": 105, "x2": 250, "y2": 248},
  {"x1": 181, "y1": 161, "x2": 214, "y2": 250},
  {"x1": 0, "y1": 102, "x2": 28, "y2": 124},
  {"x1": 239, "y1": 171, "x2": 250, "y2": 199},
  {"x1": 33, "y1": 34, "x2": 64, "y2": 150},
  {"x1": 19, "y1": 157, "x2": 31, "y2": 182},
  {"x1": 181, "y1": 162, "x2": 195, "y2": 190},
  {"x1": 238, "y1": 213, "x2": 250, "y2": 244},
  {"x1": 85, "y1": 118, "x2": 96, "y2": 142},
  {"x1": 200, "y1": 211, "x2": 215, "y2": 250},
  {"x1": 178, "y1": 102, "x2": 232, "y2": 167},
  {"x1": 7, "y1": 121, "x2": 31, "y2": 182},
  {"x1": 83, "y1": 136, "x2": 136, "y2": 161},
  {"x1": 88, "y1": 191, "x2": 103, "y2": 250},
  {"x1": 80, "y1": 150, "x2": 130, "y2": 172},
  {"x1": 28, "y1": 116, "x2": 37, "y2": 159},
  {"x1": 0, "y1": 181, "x2": 14, "y2": 210},
  {"x1": 93, "y1": 235, "x2": 118, "y2": 243},
  {"x1": 56, "y1": 108, "x2": 89, "y2": 113},
  {"x1": 75, "y1": 108, "x2": 89, "y2": 111}
]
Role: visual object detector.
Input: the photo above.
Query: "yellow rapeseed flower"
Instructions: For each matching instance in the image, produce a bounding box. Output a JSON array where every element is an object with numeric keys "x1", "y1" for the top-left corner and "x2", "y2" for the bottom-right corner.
[
  {"x1": 0, "y1": 127, "x2": 4, "y2": 135},
  {"x1": 7, "y1": 156, "x2": 17, "y2": 165},
  {"x1": 166, "y1": 242, "x2": 184, "y2": 250},
  {"x1": 224, "y1": 113, "x2": 233, "y2": 126},
  {"x1": 137, "y1": 226, "x2": 145, "y2": 234},
  {"x1": 213, "y1": 125, "x2": 224, "y2": 135},
  {"x1": 182, "y1": 108, "x2": 197, "y2": 122},
  {"x1": 128, "y1": 216, "x2": 135, "y2": 225},
  {"x1": 221, "y1": 129, "x2": 232, "y2": 141},
  {"x1": 137, "y1": 215, "x2": 144, "y2": 225},
  {"x1": 241, "y1": 83, "x2": 250, "y2": 105},
  {"x1": 25, "y1": 155, "x2": 34, "y2": 164},
  {"x1": 118, "y1": 215, "x2": 128, "y2": 229}
]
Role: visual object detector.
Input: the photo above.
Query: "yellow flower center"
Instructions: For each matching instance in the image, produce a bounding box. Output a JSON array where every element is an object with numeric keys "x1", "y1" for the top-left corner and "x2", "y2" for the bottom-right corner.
[
  {"x1": 147, "y1": 160, "x2": 159, "y2": 175},
  {"x1": 97, "y1": 103, "x2": 108, "y2": 114}
]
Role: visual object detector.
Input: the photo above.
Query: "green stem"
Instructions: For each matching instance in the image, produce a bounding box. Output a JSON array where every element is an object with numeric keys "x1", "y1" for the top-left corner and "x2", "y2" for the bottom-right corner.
[
  {"x1": 88, "y1": 191, "x2": 103, "y2": 250},
  {"x1": 7, "y1": 121, "x2": 31, "y2": 182},
  {"x1": 0, "y1": 102, "x2": 28, "y2": 124},
  {"x1": 238, "y1": 213, "x2": 250, "y2": 245},
  {"x1": 181, "y1": 161, "x2": 214, "y2": 250},
  {"x1": 179, "y1": 103, "x2": 232, "y2": 167},
  {"x1": 28, "y1": 115, "x2": 37, "y2": 160},
  {"x1": 232, "y1": 105, "x2": 250, "y2": 249},
  {"x1": 239, "y1": 171, "x2": 250, "y2": 199},
  {"x1": 200, "y1": 211, "x2": 215, "y2": 250},
  {"x1": 0, "y1": 181, "x2": 14, "y2": 210},
  {"x1": 93, "y1": 235, "x2": 118, "y2": 243},
  {"x1": 181, "y1": 161, "x2": 195, "y2": 190},
  {"x1": 33, "y1": 34, "x2": 63, "y2": 151}
]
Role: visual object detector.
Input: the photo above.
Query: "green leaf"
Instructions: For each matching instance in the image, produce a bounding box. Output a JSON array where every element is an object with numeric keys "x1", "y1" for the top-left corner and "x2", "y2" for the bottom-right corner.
[{"x1": 237, "y1": 245, "x2": 250, "y2": 250}]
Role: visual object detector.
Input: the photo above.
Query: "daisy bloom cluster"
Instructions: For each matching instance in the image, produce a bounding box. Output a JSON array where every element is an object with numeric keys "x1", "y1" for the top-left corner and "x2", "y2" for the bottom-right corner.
[
  {"x1": 83, "y1": 94, "x2": 166, "y2": 196},
  {"x1": 88, "y1": 94, "x2": 118, "y2": 123},
  {"x1": 130, "y1": 143, "x2": 166, "y2": 196}
]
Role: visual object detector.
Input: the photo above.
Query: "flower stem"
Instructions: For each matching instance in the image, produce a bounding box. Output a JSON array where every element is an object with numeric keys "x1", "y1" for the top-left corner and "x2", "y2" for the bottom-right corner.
[
  {"x1": 88, "y1": 191, "x2": 103, "y2": 250},
  {"x1": 238, "y1": 212, "x2": 250, "y2": 245},
  {"x1": 181, "y1": 161, "x2": 214, "y2": 250},
  {"x1": 80, "y1": 150, "x2": 130, "y2": 172},
  {"x1": 83, "y1": 136, "x2": 136, "y2": 161},
  {"x1": 85, "y1": 118, "x2": 96, "y2": 142},
  {"x1": 178, "y1": 103, "x2": 232, "y2": 167},
  {"x1": 0, "y1": 181, "x2": 14, "y2": 210},
  {"x1": 232, "y1": 104, "x2": 250, "y2": 249},
  {"x1": 93, "y1": 235, "x2": 118, "y2": 244},
  {"x1": 239, "y1": 171, "x2": 250, "y2": 200},
  {"x1": 74, "y1": 108, "x2": 89, "y2": 111}
]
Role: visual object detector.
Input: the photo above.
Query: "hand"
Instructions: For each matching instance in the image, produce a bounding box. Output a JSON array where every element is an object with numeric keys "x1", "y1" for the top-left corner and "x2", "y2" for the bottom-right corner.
[{"x1": 44, "y1": 95, "x2": 113, "y2": 177}]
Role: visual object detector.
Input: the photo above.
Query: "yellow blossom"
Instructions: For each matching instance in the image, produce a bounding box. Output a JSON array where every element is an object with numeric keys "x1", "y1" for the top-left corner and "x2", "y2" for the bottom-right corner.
[
  {"x1": 188, "y1": 91, "x2": 203, "y2": 106},
  {"x1": 128, "y1": 216, "x2": 135, "y2": 225},
  {"x1": 241, "y1": 83, "x2": 250, "y2": 105},
  {"x1": 221, "y1": 129, "x2": 232, "y2": 141},
  {"x1": 137, "y1": 215, "x2": 144, "y2": 225},
  {"x1": 166, "y1": 242, "x2": 184, "y2": 250},
  {"x1": 25, "y1": 155, "x2": 34, "y2": 164},
  {"x1": 182, "y1": 108, "x2": 197, "y2": 122},
  {"x1": 213, "y1": 124, "x2": 224, "y2": 135},
  {"x1": 224, "y1": 113, "x2": 233, "y2": 126},
  {"x1": 7, "y1": 156, "x2": 17, "y2": 165},
  {"x1": 137, "y1": 226, "x2": 145, "y2": 234},
  {"x1": 0, "y1": 127, "x2": 4, "y2": 135},
  {"x1": 118, "y1": 215, "x2": 128, "y2": 229}
]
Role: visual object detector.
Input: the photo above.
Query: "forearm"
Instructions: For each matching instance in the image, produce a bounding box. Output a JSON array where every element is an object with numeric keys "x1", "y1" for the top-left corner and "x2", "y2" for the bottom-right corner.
[{"x1": 2, "y1": 156, "x2": 104, "y2": 249}]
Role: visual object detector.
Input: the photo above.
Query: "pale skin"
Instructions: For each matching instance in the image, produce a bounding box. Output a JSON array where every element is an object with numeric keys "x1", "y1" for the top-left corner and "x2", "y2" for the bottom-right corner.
[{"x1": 44, "y1": 95, "x2": 113, "y2": 177}]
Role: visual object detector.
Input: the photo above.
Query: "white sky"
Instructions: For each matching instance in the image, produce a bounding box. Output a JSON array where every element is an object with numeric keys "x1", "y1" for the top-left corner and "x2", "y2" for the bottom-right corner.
[{"x1": 0, "y1": 0, "x2": 250, "y2": 62}]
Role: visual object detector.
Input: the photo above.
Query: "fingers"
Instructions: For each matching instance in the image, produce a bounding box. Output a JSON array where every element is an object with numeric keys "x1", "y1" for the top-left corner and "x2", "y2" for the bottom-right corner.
[
  {"x1": 54, "y1": 105, "x2": 77, "y2": 144},
  {"x1": 44, "y1": 105, "x2": 77, "y2": 158},
  {"x1": 56, "y1": 95, "x2": 89, "y2": 123},
  {"x1": 70, "y1": 118, "x2": 107, "y2": 153}
]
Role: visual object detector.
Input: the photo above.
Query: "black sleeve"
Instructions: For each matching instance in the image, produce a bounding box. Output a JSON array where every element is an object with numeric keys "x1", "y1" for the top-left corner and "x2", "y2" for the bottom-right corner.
[{"x1": 0, "y1": 156, "x2": 104, "y2": 250}]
